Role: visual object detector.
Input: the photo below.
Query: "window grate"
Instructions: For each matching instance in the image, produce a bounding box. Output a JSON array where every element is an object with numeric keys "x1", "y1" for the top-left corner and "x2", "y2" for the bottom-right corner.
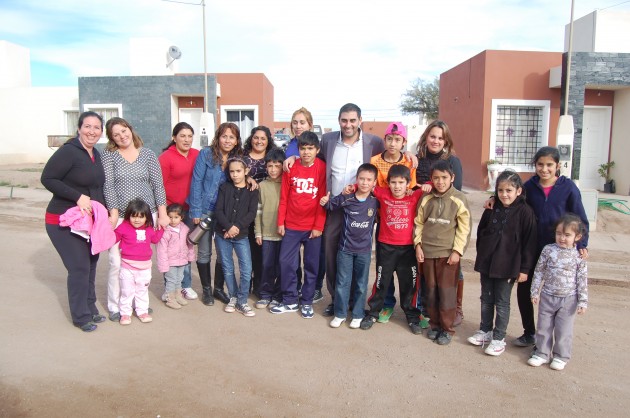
[{"x1": 494, "y1": 106, "x2": 542, "y2": 165}]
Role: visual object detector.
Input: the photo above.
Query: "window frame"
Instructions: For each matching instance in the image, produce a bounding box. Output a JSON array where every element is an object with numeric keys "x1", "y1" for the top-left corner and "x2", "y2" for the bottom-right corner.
[
  {"x1": 489, "y1": 99, "x2": 550, "y2": 172},
  {"x1": 83, "y1": 103, "x2": 123, "y2": 142},
  {"x1": 221, "y1": 104, "x2": 259, "y2": 134},
  {"x1": 63, "y1": 109, "x2": 80, "y2": 136}
]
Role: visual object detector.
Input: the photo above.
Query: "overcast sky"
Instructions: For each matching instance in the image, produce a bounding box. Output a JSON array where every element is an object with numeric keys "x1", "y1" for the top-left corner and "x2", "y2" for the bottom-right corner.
[{"x1": 1, "y1": 0, "x2": 629, "y2": 128}]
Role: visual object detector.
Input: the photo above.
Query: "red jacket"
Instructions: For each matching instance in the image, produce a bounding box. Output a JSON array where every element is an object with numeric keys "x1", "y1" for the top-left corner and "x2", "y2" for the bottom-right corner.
[
  {"x1": 158, "y1": 146, "x2": 199, "y2": 209},
  {"x1": 277, "y1": 158, "x2": 327, "y2": 232}
]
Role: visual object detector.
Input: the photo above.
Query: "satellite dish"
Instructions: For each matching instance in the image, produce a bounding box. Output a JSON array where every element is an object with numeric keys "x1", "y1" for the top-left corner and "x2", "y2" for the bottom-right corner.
[{"x1": 166, "y1": 46, "x2": 182, "y2": 67}]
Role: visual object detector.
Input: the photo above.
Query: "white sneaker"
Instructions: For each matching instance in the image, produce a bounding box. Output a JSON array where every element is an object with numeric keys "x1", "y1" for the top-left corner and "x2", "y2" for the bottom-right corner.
[
  {"x1": 550, "y1": 358, "x2": 567, "y2": 370},
  {"x1": 330, "y1": 317, "x2": 346, "y2": 328},
  {"x1": 467, "y1": 330, "x2": 493, "y2": 346},
  {"x1": 484, "y1": 339, "x2": 506, "y2": 356},
  {"x1": 224, "y1": 297, "x2": 237, "y2": 313},
  {"x1": 527, "y1": 355, "x2": 549, "y2": 367},
  {"x1": 349, "y1": 318, "x2": 362, "y2": 329},
  {"x1": 161, "y1": 292, "x2": 168, "y2": 302},
  {"x1": 181, "y1": 288, "x2": 198, "y2": 300}
]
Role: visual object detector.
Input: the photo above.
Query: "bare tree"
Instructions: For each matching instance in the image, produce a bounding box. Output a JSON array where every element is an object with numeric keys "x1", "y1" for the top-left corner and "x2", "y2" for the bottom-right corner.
[{"x1": 400, "y1": 77, "x2": 439, "y2": 122}]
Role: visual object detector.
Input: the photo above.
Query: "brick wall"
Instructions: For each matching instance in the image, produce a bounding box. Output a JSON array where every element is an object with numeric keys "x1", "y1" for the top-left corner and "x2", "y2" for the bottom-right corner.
[{"x1": 561, "y1": 52, "x2": 630, "y2": 177}]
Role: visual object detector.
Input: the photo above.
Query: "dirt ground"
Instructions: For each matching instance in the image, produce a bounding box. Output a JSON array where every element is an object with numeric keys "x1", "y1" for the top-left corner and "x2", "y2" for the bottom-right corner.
[{"x1": 1, "y1": 164, "x2": 630, "y2": 417}]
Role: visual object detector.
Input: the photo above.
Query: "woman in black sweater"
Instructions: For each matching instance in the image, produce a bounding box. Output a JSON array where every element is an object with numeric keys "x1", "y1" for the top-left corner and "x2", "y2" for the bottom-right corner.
[{"x1": 41, "y1": 111, "x2": 107, "y2": 332}]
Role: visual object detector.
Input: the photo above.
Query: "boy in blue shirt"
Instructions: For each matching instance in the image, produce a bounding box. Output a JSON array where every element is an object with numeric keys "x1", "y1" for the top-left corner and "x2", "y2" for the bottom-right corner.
[{"x1": 320, "y1": 163, "x2": 379, "y2": 328}]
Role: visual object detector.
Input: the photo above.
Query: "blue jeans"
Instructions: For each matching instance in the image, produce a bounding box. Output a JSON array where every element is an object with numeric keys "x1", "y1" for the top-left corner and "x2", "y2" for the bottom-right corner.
[
  {"x1": 165, "y1": 265, "x2": 186, "y2": 293},
  {"x1": 335, "y1": 250, "x2": 371, "y2": 319},
  {"x1": 215, "y1": 235, "x2": 252, "y2": 305}
]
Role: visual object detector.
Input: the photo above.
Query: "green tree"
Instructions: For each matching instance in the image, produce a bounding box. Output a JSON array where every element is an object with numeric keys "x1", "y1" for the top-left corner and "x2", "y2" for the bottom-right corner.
[{"x1": 400, "y1": 77, "x2": 439, "y2": 121}]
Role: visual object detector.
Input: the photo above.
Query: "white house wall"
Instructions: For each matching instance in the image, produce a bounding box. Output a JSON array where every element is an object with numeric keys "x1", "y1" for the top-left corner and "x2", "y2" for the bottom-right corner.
[
  {"x1": 610, "y1": 88, "x2": 630, "y2": 196},
  {"x1": 566, "y1": 10, "x2": 630, "y2": 53},
  {"x1": 0, "y1": 86, "x2": 78, "y2": 164}
]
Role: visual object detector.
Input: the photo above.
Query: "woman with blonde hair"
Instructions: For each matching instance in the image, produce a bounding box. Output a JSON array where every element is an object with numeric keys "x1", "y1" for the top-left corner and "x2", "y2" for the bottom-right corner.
[{"x1": 284, "y1": 107, "x2": 313, "y2": 157}]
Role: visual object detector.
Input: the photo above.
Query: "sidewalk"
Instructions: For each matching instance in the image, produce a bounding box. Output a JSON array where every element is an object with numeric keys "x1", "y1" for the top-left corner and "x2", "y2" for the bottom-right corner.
[{"x1": 2, "y1": 185, "x2": 629, "y2": 287}]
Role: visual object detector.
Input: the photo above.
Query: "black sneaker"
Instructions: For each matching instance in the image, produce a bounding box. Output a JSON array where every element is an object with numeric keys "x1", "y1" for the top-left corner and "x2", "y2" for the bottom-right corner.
[
  {"x1": 436, "y1": 331, "x2": 452, "y2": 345},
  {"x1": 427, "y1": 328, "x2": 441, "y2": 340},
  {"x1": 91, "y1": 314, "x2": 106, "y2": 323},
  {"x1": 322, "y1": 303, "x2": 335, "y2": 317},
  {"x1": 213, "y1": 288, "x2": 230, "y2": 304},
  {"x1": 313, "y1": 290, "x2": 324, "y2": 303},
  {"x1": 513, "y1": 333, "x2": 536, "y2": 347},
  {"x1": 360, "y1": 316, "x2": 377, "y2": 330},
  {"x1": 108, "y1": 311, "x2": 121, "y2": 322},
  {"x1": 408, "y1": 322, "x2": 423, "y2": 335}
]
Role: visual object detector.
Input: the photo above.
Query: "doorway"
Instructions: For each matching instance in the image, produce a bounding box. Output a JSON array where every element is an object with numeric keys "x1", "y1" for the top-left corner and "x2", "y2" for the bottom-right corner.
[{"x1": 579, "y1": 106, "x2": 612, "y2": 190}]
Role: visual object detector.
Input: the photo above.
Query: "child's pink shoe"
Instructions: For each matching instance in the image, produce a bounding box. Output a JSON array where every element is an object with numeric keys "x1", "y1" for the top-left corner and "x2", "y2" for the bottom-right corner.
[
  {"x1": 138, "y1": 313, "x2": 153, "y2": 323},
  {"x1": 119, "y1": 315, "x2": 132, "y2": 325}
]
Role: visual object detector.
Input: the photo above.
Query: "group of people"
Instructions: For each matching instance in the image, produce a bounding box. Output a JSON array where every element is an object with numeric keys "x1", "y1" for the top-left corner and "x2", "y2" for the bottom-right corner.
[{"x1": 42, "y1": 102, "x2": 589, "y2": 370}]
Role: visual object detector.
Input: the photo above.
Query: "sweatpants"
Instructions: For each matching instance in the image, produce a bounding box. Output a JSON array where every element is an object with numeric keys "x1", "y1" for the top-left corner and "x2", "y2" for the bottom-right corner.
[
  {"x1": 534, "y1": 293, "x2": 578, "y2": 362},
  {"x1": 119, "y1": 266, "x2": 151, "y2": 316},
  {"x1": 46, "y1": 223, "x2": 100, "y2": 327},
  {"x1": 366, "y1": 242, "x2": 420, "y2": 322},
  {"x1": 423, "y1": 257, "x2": 459, "y2": 335},
  {"x1": 259, "y1": 240, "x2": 282, "y2": 301},
  {"x1": 279, "y1": 228, "x2": 321, "y2": 305}
]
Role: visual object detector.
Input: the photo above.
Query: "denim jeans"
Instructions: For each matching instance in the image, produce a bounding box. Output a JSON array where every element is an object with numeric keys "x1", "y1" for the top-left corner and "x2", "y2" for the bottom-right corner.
[
  {"x1": 215, "y1": 235, "x2": 252, "y2": 305},
  {"x1": 335, "y1": 250, "x2": 371, "y2": 319},
  {"x1": 164, "y1": 265, "x2": 186, "y2": 293},
  {"x1": 181, "y1": 212, "x2": 194, "y2": 289},
  {"x1": 480, "y1": 274, "x2": 516, "y2": 340}
]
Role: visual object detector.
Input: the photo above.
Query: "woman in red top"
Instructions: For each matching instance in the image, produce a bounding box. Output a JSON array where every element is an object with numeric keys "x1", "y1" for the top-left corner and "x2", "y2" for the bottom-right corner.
[{"x1": 158, "y1": 122, "x2": 200, "y2": 301}]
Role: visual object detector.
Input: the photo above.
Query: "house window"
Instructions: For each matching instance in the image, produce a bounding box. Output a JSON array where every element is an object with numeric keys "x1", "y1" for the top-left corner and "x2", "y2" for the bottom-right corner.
[
  {"x1": 489, "y1": 100, "x2": 550, "y2": 172},
  {"x1": 64, "y1": 110, "x2": 80, "y2": 135},
  {"x1": 221, "y1": 105, "x2": 258, "y2": 136},
  {"x1": 83, "y1": 104, "x2": 123, "y2": 141}
]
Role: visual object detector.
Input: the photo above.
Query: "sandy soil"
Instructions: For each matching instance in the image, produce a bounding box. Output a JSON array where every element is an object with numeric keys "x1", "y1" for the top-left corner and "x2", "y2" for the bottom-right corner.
[{"x1": 1, "y1": 165, "x2": 630, "y2": 417}]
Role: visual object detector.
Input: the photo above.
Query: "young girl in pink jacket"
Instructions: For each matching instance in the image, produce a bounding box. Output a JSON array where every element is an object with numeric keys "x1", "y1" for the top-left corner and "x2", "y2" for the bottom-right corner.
[
  {"x1": 157, "y1": 204, "x2": 196, "y2": 309},
  {"x1": 114, "y1": 198, "x2": 164, "y2": 325}
]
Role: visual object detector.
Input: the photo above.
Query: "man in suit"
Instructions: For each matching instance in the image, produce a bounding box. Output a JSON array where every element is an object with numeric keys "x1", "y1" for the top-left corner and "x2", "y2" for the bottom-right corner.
[{"x1": 318, "y1": 103, "x2": 385, "y2": 316}]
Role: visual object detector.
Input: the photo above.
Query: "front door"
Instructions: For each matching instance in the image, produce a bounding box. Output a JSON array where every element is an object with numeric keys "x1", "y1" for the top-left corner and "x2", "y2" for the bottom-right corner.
[{"x1": 579, "y1": 106, "x2": 612, "y2": 190}]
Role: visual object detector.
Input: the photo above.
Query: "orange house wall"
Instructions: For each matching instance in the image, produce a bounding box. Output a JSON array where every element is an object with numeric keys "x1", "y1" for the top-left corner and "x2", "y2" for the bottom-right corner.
[
  {"x1": 440, "y1": 50, "x2": 563, "y2": 190},
  {"x1": 215, "y1": 73, "x2": 274, "y2": 129},
  {"x1": 440, "y1": 52, "x2": 488, "y2": 190}
]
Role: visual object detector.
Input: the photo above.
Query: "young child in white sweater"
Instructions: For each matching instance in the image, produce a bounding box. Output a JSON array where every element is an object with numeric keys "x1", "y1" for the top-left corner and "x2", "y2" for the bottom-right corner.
[{"x1": 528, "y1": 213, "x2": 588, "y2": 371}]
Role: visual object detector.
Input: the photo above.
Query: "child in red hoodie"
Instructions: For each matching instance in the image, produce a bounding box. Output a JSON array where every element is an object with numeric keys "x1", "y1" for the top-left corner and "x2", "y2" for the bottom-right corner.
[
  {"x1": 272, "y1": 132, "x2": 327, "y2": 318},
  {"x1": 114, "y1": 198, "x2": 164, "y2": 325}
]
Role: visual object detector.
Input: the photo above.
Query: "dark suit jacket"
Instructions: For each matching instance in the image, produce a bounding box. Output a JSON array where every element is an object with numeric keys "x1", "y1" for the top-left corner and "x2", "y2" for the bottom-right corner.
[{"x1": 318, "y1": 129, "x2": 385, "y2": 192}]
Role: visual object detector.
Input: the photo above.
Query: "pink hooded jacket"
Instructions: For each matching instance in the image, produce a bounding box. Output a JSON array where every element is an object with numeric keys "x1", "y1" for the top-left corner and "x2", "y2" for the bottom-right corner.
[
  {"x1": 157, "y1": 224, "x2": 196, "y2": 273},
  {"x1": 59, "y1": 201, "x2": 116, "y2": 255}
]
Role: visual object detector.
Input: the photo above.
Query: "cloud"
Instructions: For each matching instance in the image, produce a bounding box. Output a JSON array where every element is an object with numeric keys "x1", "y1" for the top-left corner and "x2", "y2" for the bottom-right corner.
[{"x1": 1, "y1": 0, "x2": 628, "y2": 129}]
